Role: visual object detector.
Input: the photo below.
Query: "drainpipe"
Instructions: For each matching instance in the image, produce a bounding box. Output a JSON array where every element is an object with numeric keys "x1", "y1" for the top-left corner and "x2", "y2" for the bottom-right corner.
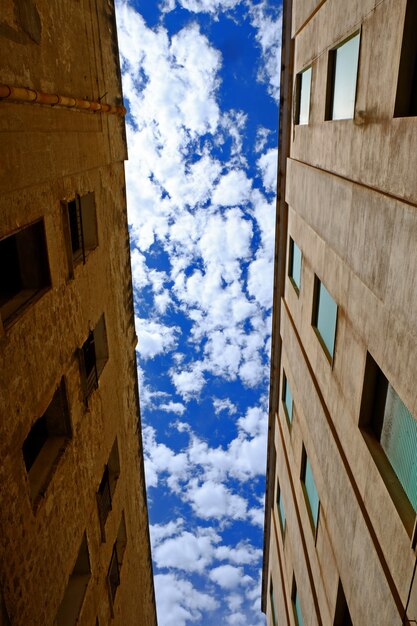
[{"x1": 0, "y1": 84, "x2": 126, "y2": 115}]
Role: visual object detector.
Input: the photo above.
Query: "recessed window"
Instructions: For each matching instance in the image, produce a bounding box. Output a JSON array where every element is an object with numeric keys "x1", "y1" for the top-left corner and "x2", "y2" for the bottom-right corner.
[
  {"x1": 1, "y1": 590, "x2": 11, "y2": 626},
  {"x1": 64, "y1": 193, "x2": 98, "y2": 274},
  {"x1": 326, "y1": 32, "x2": 360, "y2": 120},
  {"x1": 97, "y1": 439, "x2": 121, "y2": 540},
  {"x1": 333, "y1": 579, "x2": 353, "y2": 626},
  {"x1": 292, "y1": 578, "x2": 304, "y2": 626},
  {"x1": 282, "y1": 372, "x2": 293, "y2": 425},
  {"x1": 394, "y1": 0, "x2": 417, "y2": 117},
  {"x1": 22, "y1": 378, "x2": 71, "y2": 504},
  {"x1": 79, "y1": 314, "x2": 109, "y2": 401},
  {"x1": 289, "y1": 238, "x2": 302, "y2": 293},
  {"x1": 0, "y1": 220, "x2": 50, "y2": 328},
  {"x1": 107, "y1": 513, "x2": 127, "y2": 607},
  {"x1": 295, "y1": 67, "x2": 312, "y2": 125},
  {"x1": 360, "y1": 353, "x2": 417, "y2": 527},
  {"x1": 312, "y1": 277, "x2": 338, "y2": 361},
  {"x1": 276, "y1": 480, "x2": 286, "y2": 534},
  {"x1": 56, "y1": 533, "x2": 91, "y2": 626},
  {"x1": 301, "y1": 446, "x2": 320, "y2": 532},
  {"x1": 270, "y1": 578, "x2": 277, "y2": 626}
]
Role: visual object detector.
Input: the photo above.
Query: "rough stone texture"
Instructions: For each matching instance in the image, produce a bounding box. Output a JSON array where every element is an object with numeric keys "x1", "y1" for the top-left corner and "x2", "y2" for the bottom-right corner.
[
  {"x1": 265, "y1": 0, "x2": 417, "y2": 625},
  {"x1": 0, "y1": 2, "x2": 157, "y2": 625}
]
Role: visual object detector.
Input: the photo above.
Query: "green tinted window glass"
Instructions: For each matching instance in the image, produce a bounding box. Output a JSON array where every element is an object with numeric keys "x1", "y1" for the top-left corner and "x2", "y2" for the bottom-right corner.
[
  {"x1": 304, "y1": 456, "x2": 319, "y2": 528},
  {"x1": 299, "y1": 67, "x2": 312, "y2": 125},
  {"x1": 315, "y1": 280, "x2": 337, "y2": 359},
  {"x1": 332, "y1": 33, "x2": 360, "y2": 120},
  {"x1": 277, "y1": 483, "x2": 286, "y2": 531},
  {"x1": 381, "y1": 385, "x2": 417, "y2": 512},
  {"x1": 290, "y1": 239, "x2": 302, "y2": 291},
  {"x1": 294, "y1": 586, "x2": 304, "y2": 626},
  {"x1": 283, "y1": 375, "x2": 293, "y2": 423}
]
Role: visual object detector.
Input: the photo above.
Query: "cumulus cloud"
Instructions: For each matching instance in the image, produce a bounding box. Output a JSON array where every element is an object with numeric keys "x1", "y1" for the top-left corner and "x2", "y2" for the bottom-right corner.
[
  {"x1": 249, "y1": 1, "x2": 282, "y2": 102},
  {"x1": 154, "y1": 573, "x2": 218, "y2": 626},
  {"x1": 212, "y1": 398, "x2": 237, "y2": 415},
  {"x1": 257, "y1": 148, "x2": 278, "y2": 193},
  {"x1": 135, "y1": 317, "x2": 179, "y2": 359},
  {"x1": 186, "y1": 479, "x2": 248, "y2": 520},
  {"x1": 159, "y1": 401, "x2": 187, "y2": 415}
]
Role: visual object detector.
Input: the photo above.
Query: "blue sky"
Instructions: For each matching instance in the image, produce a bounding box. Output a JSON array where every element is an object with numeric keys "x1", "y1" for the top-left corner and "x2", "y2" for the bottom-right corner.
[{"x1": 115, "y1": 1, "x2": 281, "y2": 623}]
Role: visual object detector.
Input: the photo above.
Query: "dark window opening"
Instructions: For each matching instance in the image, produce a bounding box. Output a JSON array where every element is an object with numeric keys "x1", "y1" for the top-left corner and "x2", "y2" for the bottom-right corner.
[
  {"x1": 394, "y1": 0, "x2": 417, "y2": 117},
  {"x1": 22, "y1": 379, "x2": 71, "y2": 504},
  {"x1": 107, "y1": 514, "x2": 127, "y2": 607},
  {"x1": 56, "y1": 533, "x2": 91, "y2": 626},
  {"x1": 0, "y1": 220, "x2": 50, "y2": 327},
  {"x1": 79, "y1": 314, "x2": 108, "y2": 402},
  {"x1": 97, "y1": 439, "x2": 121, "y2": 540},
  {"x1": 64, "y1": 192, "x2": 98, "y2": 272},
  {"x1": 333, "y1": 579, "x2": 353, "y2": 626}
]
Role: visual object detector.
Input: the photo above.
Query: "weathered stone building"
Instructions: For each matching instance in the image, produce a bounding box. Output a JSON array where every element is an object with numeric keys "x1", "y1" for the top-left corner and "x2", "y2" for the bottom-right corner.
[
  {"x1": 263, "y1": 0, "x2": 417, "y2": 624},
  {"x1": 0, "y1": 2, "x2": 157, "y2": 625}
]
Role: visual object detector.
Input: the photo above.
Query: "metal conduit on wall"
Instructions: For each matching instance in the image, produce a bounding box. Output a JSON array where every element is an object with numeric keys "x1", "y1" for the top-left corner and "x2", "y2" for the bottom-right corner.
[{"x1": 0, "y1": 84, "x2": 126, "y2": 116}]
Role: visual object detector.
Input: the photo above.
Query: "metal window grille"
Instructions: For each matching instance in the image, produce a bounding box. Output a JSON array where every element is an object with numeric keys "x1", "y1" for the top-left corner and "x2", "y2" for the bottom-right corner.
[
  {"x1": 83, "y1": 331, "x2": 98, "y2": 398},
  {"x1": 97, "y1": 465, "x2": 112, "y2": 529},
  {"x1": 107, "y1": 545, "x2": 120, "y2": 604}
]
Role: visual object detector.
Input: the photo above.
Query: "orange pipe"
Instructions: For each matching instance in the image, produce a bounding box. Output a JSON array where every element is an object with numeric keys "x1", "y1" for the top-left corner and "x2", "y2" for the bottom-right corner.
[{"x1": 0, "y1": 83, "x2": 126, "y2": 116}]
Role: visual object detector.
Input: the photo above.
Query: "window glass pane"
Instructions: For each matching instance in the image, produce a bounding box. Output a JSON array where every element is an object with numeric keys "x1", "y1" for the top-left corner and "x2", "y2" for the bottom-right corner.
[
  {"x1": 277, "y1": 485, "x2": 286, "y2": 530},
  {"x1": 299, "y1": 67, "x2": 312, "y2": 125},
  {"x1": 304, "y1": 457, "x2": 319, "y2": 528},
  {"x1": 294, "y1": 588, "x2": 304, "y2": 626},
  {"x1": 332, "y1": 33, "x2": 360, "y2": 120},
  {"x1": 290, "y1": 239, "x2": 302, "y2": 290},
  {"x1": 284, "y1": 376, "x2": 293, "y2": 423},
  {"x1": 381, "y1": 385, "x2": 417, "y2": 512},
  {"x1": 316, "y1": 281, "x2": 337, "y2": 359}
]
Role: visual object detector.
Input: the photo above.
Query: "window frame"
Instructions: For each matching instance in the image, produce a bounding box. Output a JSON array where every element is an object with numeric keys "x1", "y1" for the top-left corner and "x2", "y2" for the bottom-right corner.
[
  {"x1": 79, "y1": 314, "x2": 109, "y2": 404},
  {"x1": 0, "y1": 218, "x2": 51, "y2": 331},
  {"x1": 294, "y1": 65, "x2": 312, "y2": 126},
  {"x1": 325, "y1": 30, "x2": 361, "y2": 121},
  {"x1": 56, "y1": 533, "x2": 91, "y2": 626},
  {"x1": 288, "y1": 237, "x2": 302, "y2": 295},
  {"x1": 97, "y1": 439, "x2": 121, "y2": 541},
  {"x1": 291, "y1": 577, "x2": 304, "y2": 626},
  {"x1": 359, "y1": 352, "x2": 417, "y2": 534},
  {"x1": 282, "y1": 371, "x2": 294, "y2": 427},
  {"x1": 276, "y1": 479, "x2": 286, "y2": 538},
  {"x1": 270, "y1": 577, "x2": 277, "y2": 626},
  {"x1": 63, "y1": 192, "x2": 98, "y2": 279},
  {"x1": 22, "y1": 377, "x2": 72, "y2": 507},
  {"x1": 107, "y1": 513, "x2": 127, "y2": 612},
  {"x1": 312, "y1": 276, "x2": 338, "y2": 364},
  {"x1": 394, "y1": 0, "x2": 417, "y2": 117},
  {"x1": 301, "y1": 446, "x2": 320, "y2": 540}
]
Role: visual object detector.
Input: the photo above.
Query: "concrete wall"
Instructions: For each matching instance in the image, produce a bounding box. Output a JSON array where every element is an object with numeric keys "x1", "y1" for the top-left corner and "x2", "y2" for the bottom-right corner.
[
  {"x1": 0, "y1": 1, "x2": 157, "y2": 625},
  {"x1": 266, "y1": 0, "x2": 417, "y2": 624}
]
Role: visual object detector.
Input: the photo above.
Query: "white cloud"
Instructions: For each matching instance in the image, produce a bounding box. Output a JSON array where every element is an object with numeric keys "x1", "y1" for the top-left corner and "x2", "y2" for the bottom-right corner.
[
  {"x1": 249, "y1": 2, "x2": 282, "y2": 102},
  {"x1": 160, "y1": 0, "x2": 243, "y2": 16},
  {"x1": 170, "y1": 364, "x2": 206, "y2": 401},
  {"x1": 153, "y1": 527, "x2": 221, "y2": 573},
  {"x1": 212, "y1": 398, "x2": 237, "y2": 415},
  {"x1": 186, "y1": 479, "x2": 248, "y2": 520},
  {"x1": 209, "y1": 564, "x2": 251, "y2": 589},
  {"x1": 160, "y1": 401, "x2": 187, "y2": 415},
  {"x1": 135, "y1": 317, "x2": 179, "y2": 359},
  {"x1": 154, "y1": 573, "x2": 218, "y2": 626},
  {"x1": 254, "y1": 126, "x2": 271, "y2": 153},
  {"x1": 257, "y1": 148, "x2": 277, "y2": 193},
  {"x1": 212, "y1": 170, "x2": 252, "y2": 207}
]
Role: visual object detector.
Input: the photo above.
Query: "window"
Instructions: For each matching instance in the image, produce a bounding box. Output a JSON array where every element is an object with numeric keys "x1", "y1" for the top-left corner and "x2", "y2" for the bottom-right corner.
[
  {"x1": 22, "y1": 378, "x2": 71, "y2": 504},
  {"x1": 312, "y1": 277, "x2": 338, "y2": 361},
  {"x1": 107, "y1": 514, "x2": 127, "y2": 606},
  {"x1": 288, "y1": 238, "x2": 302, "y2": 293},
  {"x1": 333, "y1": 579, "x2": 353, "y2": 626},
  {"x1": 270, "y1": 578, "x2": 277, "y2": 626},
  {"x1": 79, "y1": 314, "x2": 109, "y2": 401},
  {"x1": 97, "y1": 439, "x2": 121, "y2": 540},
  {"x1": 295, "y1": 66, "x2": 312, "y2": 125},
  {"x1": 0, "y1": 220, "x2": 50, "y2": 328},
  {"x1": 292, "y1": 578, "x2": 304, "y2": 626},
  {"x1": 64, "y1": 192, "x2": 98, "y2": 273},
  {"x1": 360, "y1": 353, "x2": 417, "y2": 526},
  {"x1": 301, "y1": 447, "x2": 320, "y2": 532},
  {"x1": 394, "y1": 0, "x2": 417, "y2": 117},
  {"x1": 1, "y1": 590, "x2": 11, "y2": 626},
  {"x1": 326, "y1": 32, "x2": 360, "y2": 120},
  {"x1": 56, "y1": 533, "x2": 91, "y2": 626},
  {"x1": 282, "y1": 373, "x2": 293, "y2": 425},
  {"x1": 276, "y1": 481, "x2": 286, "y2": 534}
]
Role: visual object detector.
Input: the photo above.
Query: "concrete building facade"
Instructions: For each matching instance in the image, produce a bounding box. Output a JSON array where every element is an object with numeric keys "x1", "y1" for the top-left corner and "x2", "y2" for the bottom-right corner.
[
  {"x1": 263, "y1": 1, "x2": 417, "y2": 625},
  {"x1": 0, "y1": 2, "x2": 157, "y2": 625}
]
